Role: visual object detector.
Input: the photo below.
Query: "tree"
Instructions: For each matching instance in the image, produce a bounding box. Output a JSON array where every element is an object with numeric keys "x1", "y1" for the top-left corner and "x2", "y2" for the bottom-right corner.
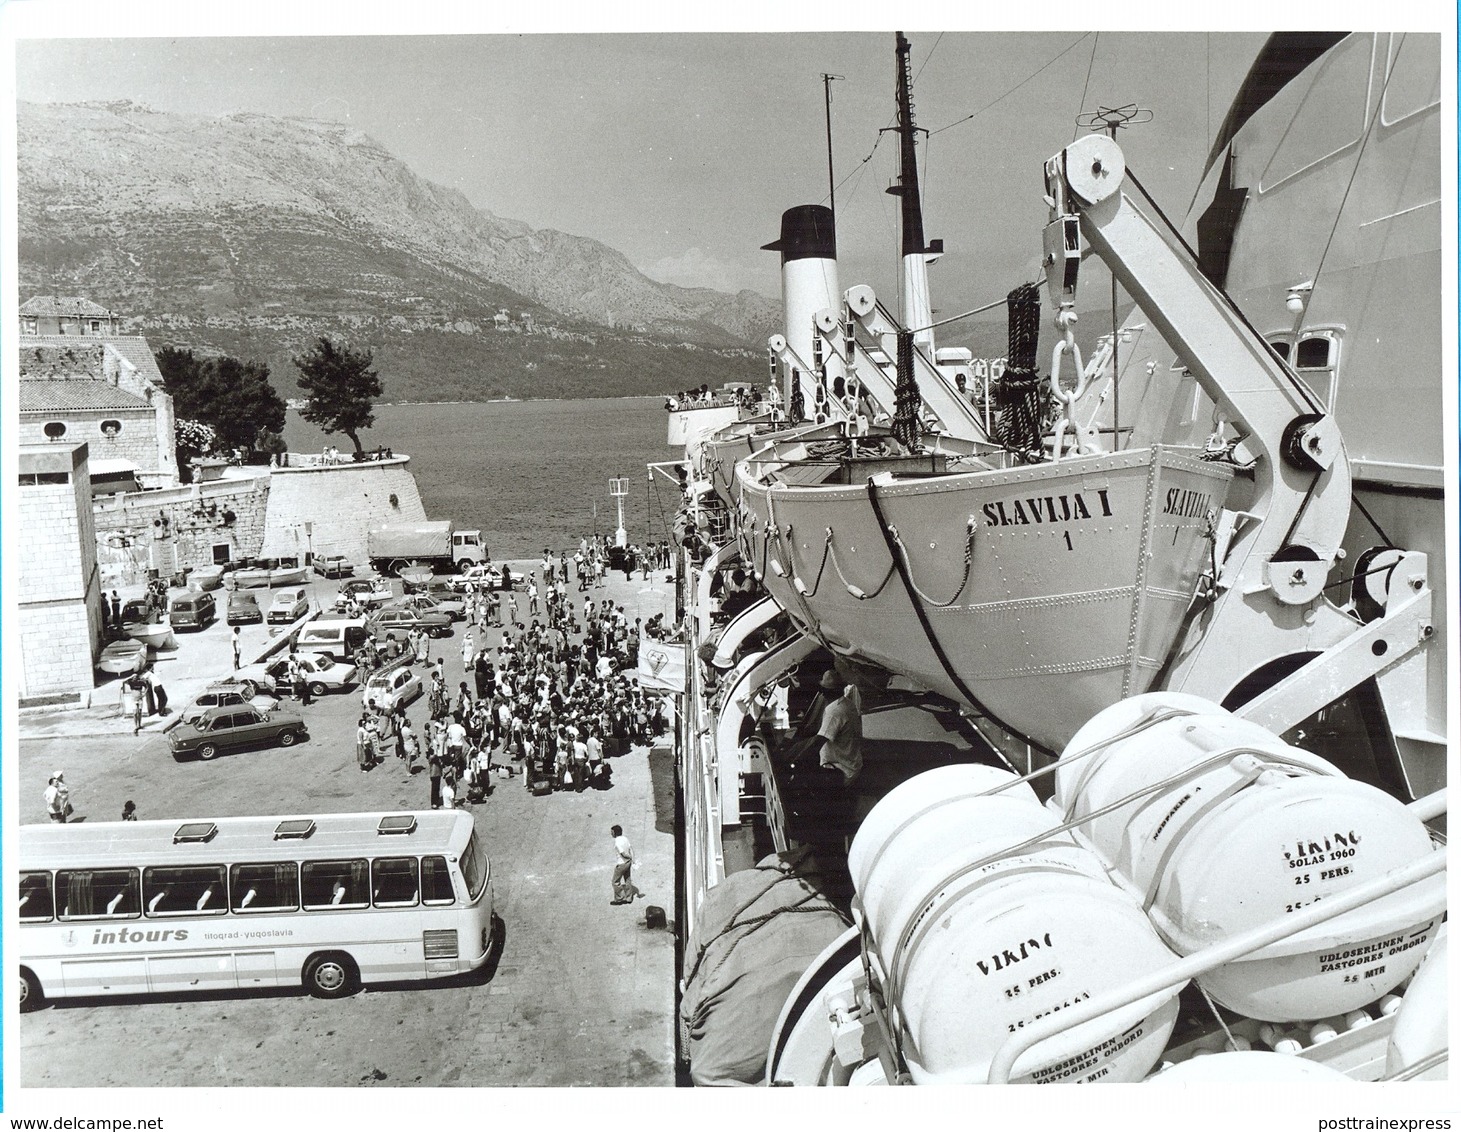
[
  {"x1": 155, "y1": 347, "x2": 286, "y2": 459},
  {"x1": 293, "y1": 338, "x2": 383, "y2": 456},
  {"x1": 173, "y1": 418, "x2": 219, "y2": 482}
]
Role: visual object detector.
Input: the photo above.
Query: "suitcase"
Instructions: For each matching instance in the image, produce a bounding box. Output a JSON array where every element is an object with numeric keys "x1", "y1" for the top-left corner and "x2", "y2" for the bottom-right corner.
[{"x1": 530, "y1": 778, "x2": 553, "y2": 797}]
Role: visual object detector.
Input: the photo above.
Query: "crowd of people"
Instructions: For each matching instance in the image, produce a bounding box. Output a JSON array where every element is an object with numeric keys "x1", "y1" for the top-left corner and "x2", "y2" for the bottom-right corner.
[{"x1": 352, "y1": 547, "x2": 671, "y2": 811}]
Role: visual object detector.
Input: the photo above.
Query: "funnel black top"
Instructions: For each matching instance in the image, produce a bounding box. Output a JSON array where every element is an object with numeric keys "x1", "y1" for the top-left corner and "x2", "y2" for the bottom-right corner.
[{"x1": 761, "y1": 204, "x2": 837, "y2": 263}]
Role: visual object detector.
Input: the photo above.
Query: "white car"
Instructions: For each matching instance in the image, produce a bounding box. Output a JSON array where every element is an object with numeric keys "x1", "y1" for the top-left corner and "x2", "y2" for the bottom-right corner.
[
  {"x1": 450, "y1": 564, "x2": 502, "y2": 592},
  {"x1": 267, "y1": 587, "x2": 311, "y2": 624},
  {"x1": 361, "y1": 662, "x2": 422, "y2": 713},
  {"x1": 333, "y1": 578, "x2": 394, "y2": 611},
  {"x1": 233, "y1": 652, "x2": 358, "y2": 699},
  {"x1": 179, "y1": 685, "x2": 281, "y2": 726}
]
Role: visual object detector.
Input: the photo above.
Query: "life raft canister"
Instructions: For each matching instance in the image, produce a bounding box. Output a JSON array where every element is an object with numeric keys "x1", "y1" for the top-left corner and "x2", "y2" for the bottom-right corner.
[
  {"x1": 847, "y1": 764, "x2": 1183, "y2": 1084},
  {"x1": 1054, "y1": 692, "x2": 1444, "y2": 1023}
]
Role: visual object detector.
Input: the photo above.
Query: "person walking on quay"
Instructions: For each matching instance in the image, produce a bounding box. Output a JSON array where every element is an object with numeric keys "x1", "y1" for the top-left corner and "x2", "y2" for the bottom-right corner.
[
  {"x1": 610, "y1": 824, "x2": 641, "y2": 905},
  {"x1": 147, "y1": 668, "x2": 169, "y2": 716},
  {"x1": 398, "y1": 716, "x2": 417, "y2": 769},
  {"x1": 461, "y1": 629, "x2": 474, "y2": 670},
  {"x1": 527, "y1": 580, "x2": 539, "y2": 616},
  {"x1": 428, "y1": 747, "x2": 444, "y2": 809},
  {"x1": 356, "y1": 716, "x2": 372, "y2": 772},
  {"x1": 110, "y1": 591, "x2": 122, "y2": 635},
  {"x1": 45, "y1": 772, "x2": 71, "y2": 824},
  {"x1": 231, "y1": 625, "x2": 242, "y2": 670},
  {"x1": 292, "y1": 654, "x2": 313, "y2": 706}
]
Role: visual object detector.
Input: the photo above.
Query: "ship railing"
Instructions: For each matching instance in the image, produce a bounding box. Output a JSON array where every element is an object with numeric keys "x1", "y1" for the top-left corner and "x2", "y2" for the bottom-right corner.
[{"x1": 986, "y1": 835, "x2": 1446, "y2": 1083}]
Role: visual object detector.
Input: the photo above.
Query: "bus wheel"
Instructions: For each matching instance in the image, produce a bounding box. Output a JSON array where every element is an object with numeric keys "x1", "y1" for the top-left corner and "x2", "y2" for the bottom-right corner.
[
  {"x1": 303, "y1": 952, "x2": 358, "y2": 999},
  {"x1": 20, "y1": 968, "x2": 42, "y2": 1012},
  {"x1": 197, "y1": 743, "x2": 220, "y2": 761}
]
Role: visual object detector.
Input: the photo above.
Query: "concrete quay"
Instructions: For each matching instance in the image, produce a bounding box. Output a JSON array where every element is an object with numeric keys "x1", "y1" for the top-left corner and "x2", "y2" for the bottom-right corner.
[{"x1": 17, "y1": 560, "x2": 680, "y2": 1088}]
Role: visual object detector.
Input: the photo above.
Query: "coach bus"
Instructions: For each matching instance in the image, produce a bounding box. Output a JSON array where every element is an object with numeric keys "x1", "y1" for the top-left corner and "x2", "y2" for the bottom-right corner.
[{"x1": 18, "y1": 810, "x2": 495, "y2": 1010}]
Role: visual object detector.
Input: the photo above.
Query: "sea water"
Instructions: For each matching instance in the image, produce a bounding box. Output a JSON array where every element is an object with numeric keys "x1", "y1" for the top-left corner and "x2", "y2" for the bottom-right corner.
[{"x1": 283, "y1": 396, "x2": 678, "y2": 559}]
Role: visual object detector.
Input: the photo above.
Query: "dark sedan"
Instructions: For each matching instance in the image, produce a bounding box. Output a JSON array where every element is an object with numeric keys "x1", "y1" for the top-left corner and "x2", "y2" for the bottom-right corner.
[
  {"x1": 369, "y1": 607, "x2": 452, "y2": 639},
  {"x1": 226, "y1": 591, "x2": 263, "y2": 625},
  {"x1": 168, "y1": 703, "x2": 307, "y2": 761}
]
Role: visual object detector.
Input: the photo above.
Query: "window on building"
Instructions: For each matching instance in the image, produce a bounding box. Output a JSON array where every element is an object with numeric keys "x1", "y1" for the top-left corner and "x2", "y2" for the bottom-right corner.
[
  {"x1": 43, "y1": 422, "x2": 67, "y2": 440},
  {"x1": 90, "y1": 320, "x2": 101, "y2": 333},
  {"x1": 101, "y1": 419, "x2": 122, "y2": 438},
  {"x1": 22, "y1": 318, "x2": 37, "y2": 334}
]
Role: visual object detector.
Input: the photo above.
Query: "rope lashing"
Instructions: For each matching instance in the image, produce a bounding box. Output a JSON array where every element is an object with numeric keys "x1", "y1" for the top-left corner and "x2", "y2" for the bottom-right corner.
[
  {"x1": 892, "y1": 328, "x2": 923, "y2": 452},
  {"x1": 993, "y1": 282, "x2": 1047, "y2": 461},
  {"x1": 885, "y1": 515, "x2": 977, "y2": 607}
]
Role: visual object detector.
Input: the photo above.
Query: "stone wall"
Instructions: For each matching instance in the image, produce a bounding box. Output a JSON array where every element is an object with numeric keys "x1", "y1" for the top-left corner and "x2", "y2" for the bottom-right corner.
[
  {"x1": 87, "y1": 456, "x2": 428, "y2": 588},
  {"x1": 19, "y1": 407, "x2": 159, "y2": 474},
  {"x1": 93, "y1": 473, "x2": 272, "y2": 589},
  {"x1": 258, "y1": 454, "x2": 426, "y2": 566},
  {"x1": 18, "y1": 445, "x2": 104, "y2": 697}
]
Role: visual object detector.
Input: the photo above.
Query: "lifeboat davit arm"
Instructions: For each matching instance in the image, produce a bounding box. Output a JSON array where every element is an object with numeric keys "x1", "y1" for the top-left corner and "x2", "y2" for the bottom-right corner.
[
  {"x1": 1039, "y1": 134, "x2": 1423, "y2": 721},
  {"x1": 835, "y1": 284, "x2": 994, "y2": 445}
]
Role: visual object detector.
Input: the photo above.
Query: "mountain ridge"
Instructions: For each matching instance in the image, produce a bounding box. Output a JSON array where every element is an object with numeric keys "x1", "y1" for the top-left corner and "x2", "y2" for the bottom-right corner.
[{"x1": 17, "y1": 99, "x2": 781, "y2": 401}]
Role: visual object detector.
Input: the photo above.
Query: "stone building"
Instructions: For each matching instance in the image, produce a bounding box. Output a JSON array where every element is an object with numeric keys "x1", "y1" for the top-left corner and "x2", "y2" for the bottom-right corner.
[
  {"x1": 16, "y1": 444, "x2": 104, "y2": 699},
  {"x1": 18, "y1": 302, "x2": 179, "y2": 488},
  {"x1": 18, "y1": 295, "x2": 123, "y2": 337}
]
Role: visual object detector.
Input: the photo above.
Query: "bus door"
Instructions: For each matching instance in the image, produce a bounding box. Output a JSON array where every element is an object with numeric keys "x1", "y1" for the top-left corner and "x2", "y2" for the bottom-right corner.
[
  {"x1": 366, "y1": 856, "x2": 424, "y2": 980},
  {"x1": 54, "y1": 868, "x2": 150, "y2": 996}
]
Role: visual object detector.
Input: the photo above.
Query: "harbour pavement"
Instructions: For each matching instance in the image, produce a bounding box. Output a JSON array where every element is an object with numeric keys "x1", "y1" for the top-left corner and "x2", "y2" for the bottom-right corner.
[{"x1": 17, "y1": 558, "x2": 680, "y2": 1088}]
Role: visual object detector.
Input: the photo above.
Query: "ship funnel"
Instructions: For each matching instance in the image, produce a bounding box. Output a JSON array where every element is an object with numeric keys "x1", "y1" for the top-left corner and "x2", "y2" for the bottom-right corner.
[{"x1": 763, "y1": 205, "x2": 841, "y2": 421}]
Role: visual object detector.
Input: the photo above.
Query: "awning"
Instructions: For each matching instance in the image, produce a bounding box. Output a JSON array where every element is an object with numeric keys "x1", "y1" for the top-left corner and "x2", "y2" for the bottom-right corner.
[{"x1": 89, "y1": 458, "x2": 139, "y2": 476}]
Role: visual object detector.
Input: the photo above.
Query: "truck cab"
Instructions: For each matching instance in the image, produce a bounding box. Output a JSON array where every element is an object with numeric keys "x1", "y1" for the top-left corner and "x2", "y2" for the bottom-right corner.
[{"x1": 452, "y1": 530, "x2": 486, "y2": 569}]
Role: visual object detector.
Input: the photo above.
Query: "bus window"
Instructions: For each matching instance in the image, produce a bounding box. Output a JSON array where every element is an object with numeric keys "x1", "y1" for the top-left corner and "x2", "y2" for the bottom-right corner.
[
  {"x1": 144, "y1": 865, "x2": 227, "y2": 916},
  {"x1": 56, "y1": 869, "x2": 140, "y2": 920},
  {"x1": 421, "y1": 857, "x2": 456, "y2": 905},
  {"x1": 301, "y1": 860, "x2": 370, "y2": 909},
  {"x1": 372, "y1": 858, "x2": 420, "y2": 907},
  {"x1": 19, "y1": 872, "x2": 54, "y2": 922},
  {"x1": 459, "y1": 833, "x2": 489, "y2": 900},
  {"x1": 229, "y1": 862, "x2": 299, "y2": 913}
]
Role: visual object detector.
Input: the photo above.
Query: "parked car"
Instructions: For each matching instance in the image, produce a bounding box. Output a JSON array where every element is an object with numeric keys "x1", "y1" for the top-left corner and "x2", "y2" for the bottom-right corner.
[
  {"x1": 295, "y1": 619, "x2": 372, "y2": 662},
  {"x1": 179, "y1": 685, "x2": 280, "y2": 726},
  {"x1": 384, "y1": 591, "x2": 466, "y2": 622},
  {"x1": 450, "y1": 564, "x2": 503, "y2": 592},
  {"x1": 97, "y1": 639, "x2": 147, "y2": 675},
  {"x1": 168, "y1": 703, "x2": 307, "y2": 761},
  {"x1": 267, "y1": 587, "x2": 310, "y2": 625},
  {"x1": 226, "y1": 591, "x2": 263, "y2": 625},
  {"x1": 333, "y1": 578, "x2": 394, "y2": 611},
  {"x1": 361, "y1": 661, "x2": 422, "y2": 713},
  {"x1": 312, "y1": 554, "x2": 355, "y2": 579},
  {"x1": 234, "y1": 652, "x2": 359, "y2": 699},
  {"x1": 369, "y1": 607, "x2": 452, "y2": 638},
  {"x1": 120, "y1": 599, "x2": 151, "y2": 626},
  {"x1": 169, "y1": 590, "x2": 217, "y2": 631}
]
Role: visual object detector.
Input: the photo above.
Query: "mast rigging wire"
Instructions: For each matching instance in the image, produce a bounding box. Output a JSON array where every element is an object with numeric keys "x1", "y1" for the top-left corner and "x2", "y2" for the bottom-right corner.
[
  {"x1": 929, "y1": 33, "x2": 1094, "y2": 136},
  {"x1": 1071, "y1": 32, "x2": 1100, "y2": 143}
]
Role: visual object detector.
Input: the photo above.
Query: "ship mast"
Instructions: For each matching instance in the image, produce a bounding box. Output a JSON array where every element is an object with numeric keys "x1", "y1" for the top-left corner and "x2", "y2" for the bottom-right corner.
[{"x1": 887, "y1": 31, "x2": 939, "y2": 357}]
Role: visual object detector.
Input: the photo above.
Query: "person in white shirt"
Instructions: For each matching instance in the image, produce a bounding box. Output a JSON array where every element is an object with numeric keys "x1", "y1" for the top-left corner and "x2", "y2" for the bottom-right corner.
[
  {"x1": 44, "y1": 772, "x2": 70, "y2": 823},
  {"x1": 610, "y1": 824, "x2": 641, "y2": 905}
]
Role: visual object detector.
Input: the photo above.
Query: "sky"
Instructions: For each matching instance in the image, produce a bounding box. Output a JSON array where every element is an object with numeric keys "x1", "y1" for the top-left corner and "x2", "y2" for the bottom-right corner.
[{"x1": 2, "y1": 4, "x2": 1449, "y2": 321}]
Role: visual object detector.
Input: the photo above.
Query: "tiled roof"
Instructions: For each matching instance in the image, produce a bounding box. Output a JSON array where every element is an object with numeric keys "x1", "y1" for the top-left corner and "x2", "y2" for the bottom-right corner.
[
  {"x1": 18, "y1": 335, "x2": 167, "y2": 389},
  {"x1": 18, "y1": 296, "x2": 117, "y2": 318},
  {"x1": 19, "y1": 380, "x2": 152, "y2": 412},
  {"x1": 103, "y1": 337, "x2": 167, "y2": 388}
]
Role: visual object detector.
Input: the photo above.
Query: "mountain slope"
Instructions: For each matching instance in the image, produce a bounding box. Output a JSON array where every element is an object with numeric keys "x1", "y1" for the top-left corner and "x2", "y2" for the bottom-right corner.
[{"x1": 17, "y1": 100, "x2": 779, "y2": 400}]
